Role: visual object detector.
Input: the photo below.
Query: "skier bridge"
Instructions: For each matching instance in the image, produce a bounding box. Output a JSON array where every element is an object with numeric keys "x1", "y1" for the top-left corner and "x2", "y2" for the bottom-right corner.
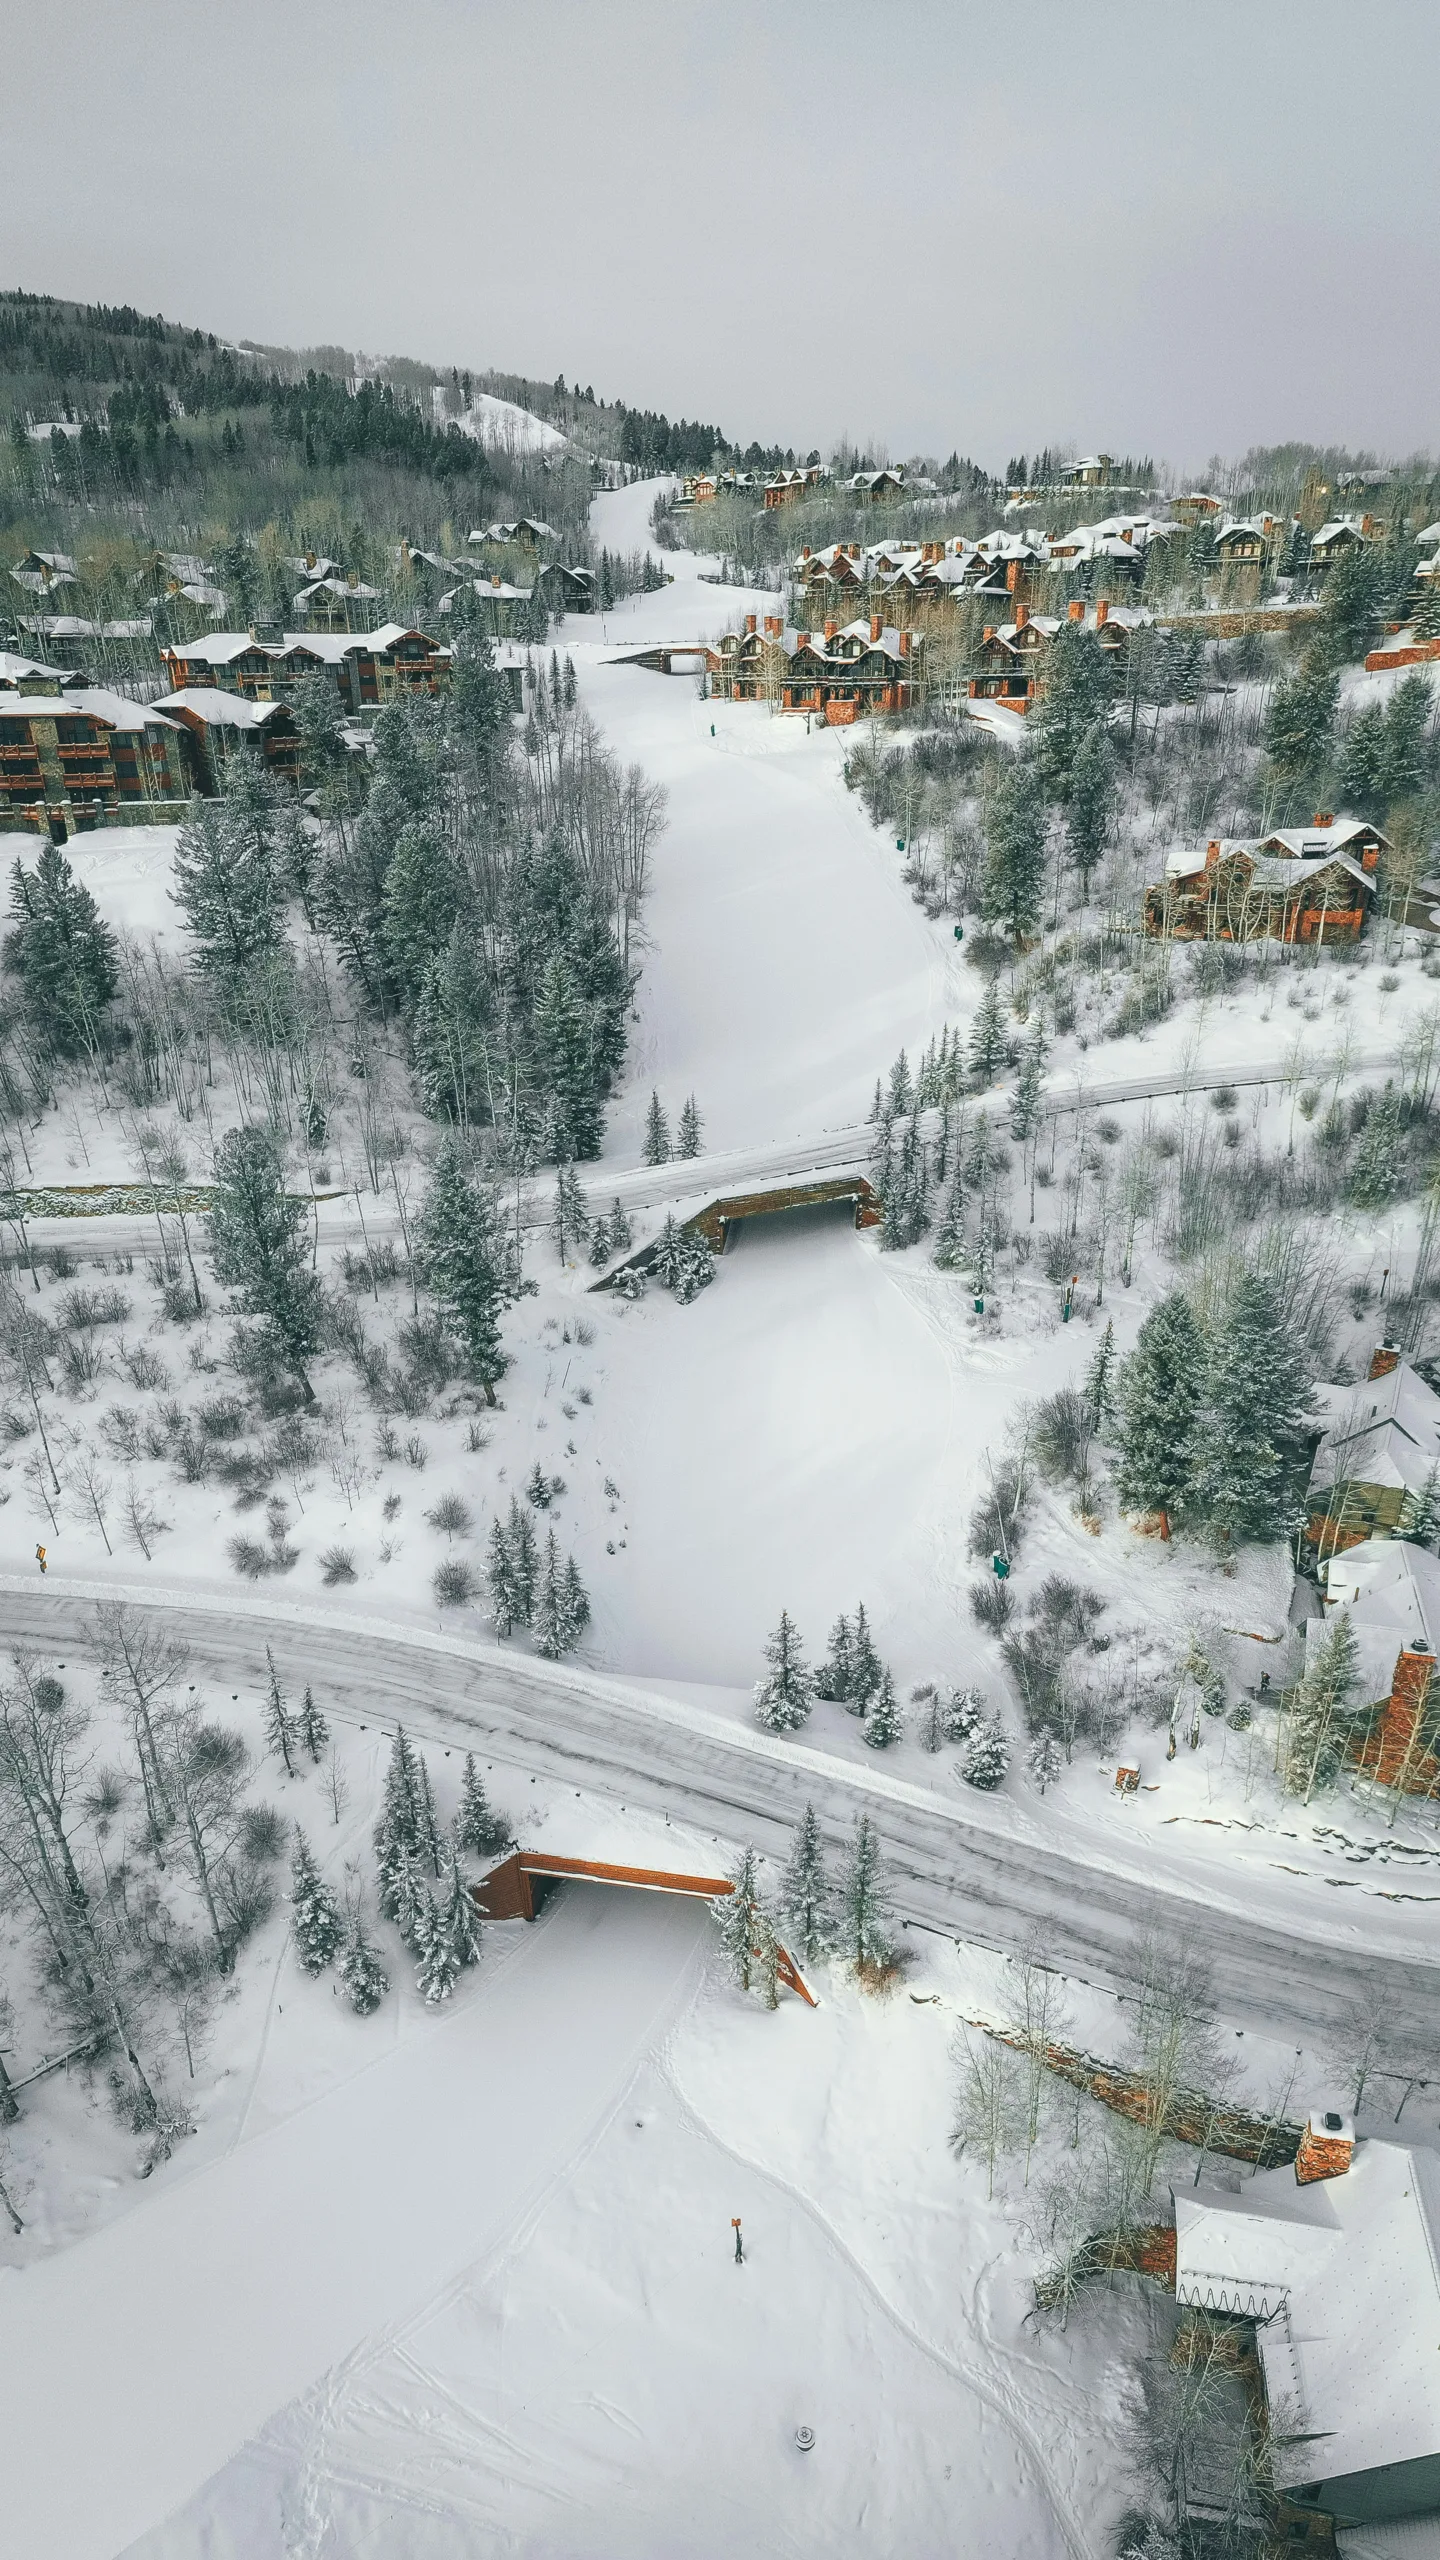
[
  {"x1": 470, "y1": 1849, "x2": 818, "y2": 2004},
  {"x1": 591, "y1": 1169, "x2": 880, "y2": 1289}
]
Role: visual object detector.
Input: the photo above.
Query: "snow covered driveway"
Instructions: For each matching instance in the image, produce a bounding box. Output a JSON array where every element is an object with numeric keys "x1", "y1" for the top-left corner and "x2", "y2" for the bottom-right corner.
[{"x1": 0, "y1": 1883, "x2": 708, "y2": 2560}]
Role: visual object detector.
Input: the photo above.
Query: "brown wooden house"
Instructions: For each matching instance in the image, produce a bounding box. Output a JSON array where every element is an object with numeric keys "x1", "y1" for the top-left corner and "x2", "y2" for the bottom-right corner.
[{"x1": 1146, "y1": 834, "x2": 1375, "y2": 943}]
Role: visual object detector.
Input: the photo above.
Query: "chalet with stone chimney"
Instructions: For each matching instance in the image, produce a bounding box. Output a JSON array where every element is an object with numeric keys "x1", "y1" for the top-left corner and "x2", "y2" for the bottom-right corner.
[
  {"x1": 763, "y1": 466, "x2": 826, "y2": 509},
  {"x1": 1146, "y1": 815, "x2": 1378, "y2": 944},
  {"x1": 1307, "y1": 1345, "x2": 1440, "y2": 1555},
  {"x1": 707, "y1": 612, "x2": 919, "y2": 717},
  {"x1": 156, "y1": 689, "x2": 302, "y2": 792},
  {"x1": 968, "y1": 598, "x2": 1148, "y2": 711},
  {"x1": 1175, "y1": 2132, "x2": 1440, "y2": 2528}
]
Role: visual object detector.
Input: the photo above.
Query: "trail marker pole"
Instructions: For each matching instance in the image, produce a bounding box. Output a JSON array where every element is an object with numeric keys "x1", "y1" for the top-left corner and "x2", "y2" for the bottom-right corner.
[{"x1": 732, "y1": 2216, "x2": 744, "y2": 2265}]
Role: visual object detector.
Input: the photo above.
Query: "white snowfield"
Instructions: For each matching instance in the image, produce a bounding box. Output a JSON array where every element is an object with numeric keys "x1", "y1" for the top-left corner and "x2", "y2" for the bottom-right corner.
[
  {"x1": 3, "y1": 1578, "x2": 1436, "y2": 2055},
  {"x1": 1, "y1": 1883, "x2": 710, "y2": 2560}
]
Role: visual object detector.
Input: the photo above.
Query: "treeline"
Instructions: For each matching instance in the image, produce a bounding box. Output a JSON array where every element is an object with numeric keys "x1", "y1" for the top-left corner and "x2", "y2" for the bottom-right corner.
[{"x1": 618, "y1": 405, "x2": 731, "y2": 475}]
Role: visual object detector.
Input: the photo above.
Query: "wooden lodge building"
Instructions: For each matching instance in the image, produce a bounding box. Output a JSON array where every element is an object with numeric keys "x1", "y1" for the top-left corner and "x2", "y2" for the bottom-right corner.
[
  {"x1": 1307, "y1": 1346, "x2": 1440, "y2": 1557},
  {"x1": 1146, "y1": 813, "x2": 1385, "y2": 944},
  {"x1": 967, "y1": 597, "x2": 1149, "y2": 713},
  {"x1": 1317, "y1": 1529, "x2": 1440, "y2": 1799},
  {"x1": 160, "y1": 622, "x2": 453, "y2": 711},
  {"x1": 0, "y1": 688, "x2": 191, "y2": 832},
  {"x1": 706, "y1": 612, "x2": 921, "y2": 718}
]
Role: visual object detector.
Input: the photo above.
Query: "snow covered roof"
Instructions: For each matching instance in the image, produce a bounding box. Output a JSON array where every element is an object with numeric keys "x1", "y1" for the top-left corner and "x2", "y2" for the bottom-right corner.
[
  {"x1": 293, "y1": 578, "x2": 380, "y2": 606},
  {"x1": 18, "y1": 615, "x2": 152, "y2": 640},
  {"x1": 1175, "y1": 2142, "x2": 1440, "y2": 2496},
  {"x1": 155, "y1": 690, "x2": 290, "y2": 730},
  {"x1": 1163, "y1": 837, "x2": 1374, "y2": 894},
  {"x1": 1313, "y1": 517, "x2": 1372, "y2": 549},
  {"x1": 1315, "y1": 1536, "x2": 1440, "y2": 1703},
  {"x1": 1310, "y1": 1360, "x2": 1440, "y2": 1503},
  {"x1": 439, "y1": 581, "x2": 532, "y2": 607},
  {"x1": 1260, "y1": 816, "x2": 1387, "y2": 861},
  {"x1": 1414, "y1": 522, "x2": 1440, "y2": 551},
  {"x1": 0, "y1": 650, "x2": 71, "y2": 689},
  {"x1": 163, "y1": 627, "x2": 449, "y2": 666},
  {"x1": 0, "y1": 688, "x2": 180, "y2": 733},
  {"x1": 10, "y1": 566, "x2": 77, "y2": 594}
]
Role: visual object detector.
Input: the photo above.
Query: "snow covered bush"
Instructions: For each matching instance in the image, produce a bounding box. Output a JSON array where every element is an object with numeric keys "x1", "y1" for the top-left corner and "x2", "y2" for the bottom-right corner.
[
  {"x1": 962, "y1": 1720, "x2": 1011, "y2": 1791},
  {"x1": 969, "y1": 1576, "x2": 1014, "y2": 1631}
]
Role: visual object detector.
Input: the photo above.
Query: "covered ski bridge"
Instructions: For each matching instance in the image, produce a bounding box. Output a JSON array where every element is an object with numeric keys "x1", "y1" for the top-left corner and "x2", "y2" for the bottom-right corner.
[{"x1": 471, "y1": 1851, "x2": 818, "y2": 2004}]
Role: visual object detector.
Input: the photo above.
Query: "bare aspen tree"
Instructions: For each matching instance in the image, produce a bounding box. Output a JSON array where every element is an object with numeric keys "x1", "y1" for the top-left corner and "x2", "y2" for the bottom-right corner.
[
  {"x1": 66, "y1": 1442, "x2": 113, "y2": 1554},
  {"x1": 951, "y1": 2026, "x2": 1023, "y2": 2200}
]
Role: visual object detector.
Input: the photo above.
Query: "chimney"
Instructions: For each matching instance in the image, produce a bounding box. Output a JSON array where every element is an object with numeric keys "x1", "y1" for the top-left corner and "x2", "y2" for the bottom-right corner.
[
  {"x1": 802, "y1": 545, "x2": 811, "y2": 560},
  {"x1": 745, "y1": 613, "x2": 757, "y2": 634},
  {"x1": 1369, "y1": 1343, "x2": 1402, "y2": 1381},
  {"x1": 1096, "y1": 598, "x2": 1109, "y2": 627},
  {"x1": 1121, "y1": 526, "x2": 1133, "y2": 543},
  {"x1": 824, "y1": 619, "x2": 838, "y2": 641},
  {"x1": 982, "y1": 625, "x2": 995, "y2": 643},
  {"x1": 1068, "y1": 598, "x2": 1085, "y2": 622},
  {"x1": 870, "y1": 615, "x2": 882, "y2": 642},
  {"x1": 1205, "y1": 838, "x2": 1222, "y2": 868},
  {"x1": 1007, "y1": 560, "x2": 1021, "y2": 592},
  {"x1": 1313, "y1": 811, "x2": 1335, "y2": 828},
  {"x1": 1014, "y1": 602, "x2": 1029, "y2": 630},
  {"x1": 899, "y1": 631, "x2": 910, "y2": 657},
  {"x1": 1295, "y1": 2108, "x2": 1355, "y2": 2185}
]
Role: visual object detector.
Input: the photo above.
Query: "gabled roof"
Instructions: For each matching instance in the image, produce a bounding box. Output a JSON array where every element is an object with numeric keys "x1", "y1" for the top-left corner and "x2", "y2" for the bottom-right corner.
[
  {"x1": 0, "y1": 650, "x2": 72, "y2": 689},
  {"x1": 294, "y1": 578, "x2": 379, "y2": 606},
  {"x1": 162, "y1": 626, "x2": 449, "y2": 667},
  {"x1": 1311, "y1": 1359, "x2": 1440, "y2": 1503},
  {"x1": 0, "y1": 687, "x2": 181, "y2": 734},
  {"x1": 1312, "y1": 517, "x2": 1371, "y2": 548},
  {"x1": 157, "y1": 689, "x2": 292, "y2": 730},
  {"x1": 1175, "y1": 2143, "x2": 1440, "y2": 2496},
  {"x1": 1260, "y1": 815, "x2": 1388, "y2": 862}
]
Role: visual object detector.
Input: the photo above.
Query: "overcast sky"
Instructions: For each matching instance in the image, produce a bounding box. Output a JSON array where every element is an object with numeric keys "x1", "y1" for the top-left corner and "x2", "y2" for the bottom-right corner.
[{"x1": 7, "y1": 0, "x2": 1437, "y2": 475}]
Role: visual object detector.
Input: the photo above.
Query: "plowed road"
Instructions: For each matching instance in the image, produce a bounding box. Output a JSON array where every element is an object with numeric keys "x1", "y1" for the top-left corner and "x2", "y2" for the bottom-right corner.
[{"x1": 2, "y1": 1577, "x2": 1434, "y2": 2054}]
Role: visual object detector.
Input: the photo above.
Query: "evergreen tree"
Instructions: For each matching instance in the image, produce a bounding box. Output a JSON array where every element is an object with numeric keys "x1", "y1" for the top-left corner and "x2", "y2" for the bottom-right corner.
[
  {"x1": 1350, "y1": 1083, "x2": 1407, "y2": 1209},
  {"x1": 1196, "y1": 1272, "x2": 1313, "y2": 1548},
  {"x1": 968, "y1": 977, "x2": 1007, "y2": 1088},
  {"x1": 337, "y1": 1906, "x2": 389, "y2": 2014},
  {"x1": 485, "y1": 1514, "x2": 521, "y2": 1635},
  {"x1": 1026, "y1": 1735, "x2": 1064, "y2": 1794},
  {"x1": 453, "y1": 1750, "x2": 510, "y2": 1857},
  {"x1": 1399, "y1": 1463, "x2": 1440, "y2": 1550},
  {"x1": 642, "y1": 1091, "x2": 672, "y2": 1164},
  {"x1": 441, "y1": 1855, "x2": 484, "y2": 1969},
  {"x1": 5, "y1": 842, "x2": 119, "y2": 1057},
  {"x1": 1380, "y1": 671, "x2": 1434, "y2": 806},
  {"x1": 837, "y1": 1813, "x2": 891, "y2": 1969},
  {"x1": 1030, "y1": 625, "x2": 1115, "y2": 799},
  {"x1": 289, "y1": 1826, "x2": 342, "y2": 1974},
  {"x1": 671, "y1": 1231, "x2": 716, "y2": 1303},
  {"x1": 550, "y1": 1162, "x2": 590, "y2": 1261},
  {"x1": 887, "y1": 1048, "x2": 914, "y2": 1117},
  {"x1": 374, "y1": 1724, "x2": 426, "y2": 1909},
  {"x1": 1264, "y1": 654, "x2": 1339, "y2": 780},
  {"x1": 1115, "y1": 1292, "x2": 1207, "y2": 1529},
  {"x1": 414, "y1": 1749, "x2": 442, "y2": 1875},
  {"x1": 418, "y1": 1137, "x2": 522, "y2": 1403},
  {"x1": 754, "y1": 1905, "x2": 781, "y2": 2010},
  {"x1": 1341, "y1": 702, "x2": 1388, "y2": 810},
  {"x1": 1084, "y1": 1318, "x2": 1117, "y2": 1431},
  {"x1": 816, "y1": 1612, "x2": 853, "y2": 1702},
  {"x1": 932, "y1": 1164, "x2": 968, "y2": 1270},
  {"x1": 863, "y1": 1666, "x2": 902, "y2": 1749},
  {"x1": 1011, "y1": 1019, "x2": 1047, "y2": 1143},
  {"x1": 1066, "y1": 723, "x2": 1115, "y2": 897},
  {"x1": 753, "y1": 1609, "x2": 814, "y2": 1731},
  {"x1": 677, "y1": 1095, "x2": 703, "y2": 1157},
  {"x1": 507, "y1": 1497, "x2": 538, "y2": 1620},
  {"x1": 778, "y1": 1803, "x2": 833, "y2": 1962},
  {"x1": 172, "y1": 787, "x2": 286, "y2": 980},
  {"x1": 380, "y1": 818, "x2": 463, "y2": 1017},
  {"x1": 962, "y1": 1719, "x2": 1011, "y2": 1790},
  {"x1": 263, "y1": 1646, "x2": 297, "y2": 1777},
  {"x1": 558, "y1": 1551, "x2": 591, "y2": 1649},
  {"x1": 941, "y1": 1685, "x2": 984, "y2": 1742},
  {"x1": 298, "y1": 1684, "x2": 329, "y2": 1764},
  {"x1": 607, "y1": 1199, "x2": 633, "y2": 1256},
  {"x1": 588, "y1": 1218, "x2": 612, "y2": 1269},
  {"x1": 983, "y1": 759, "x2": 1047, "y2": 944},
  {"x1": 848, "y1": 1603, "x2": 883, "y2": 1714},
  {"x1": 710, "y1": 1843, "x2": 765, "y2": 1991},
  {"x1": 651, "y1": 1211, "x2": 685, "y2": 1288},
  {"x1": 210, "y1": 1125, "x2": 324, "y2": 1390},
  {"x1": 414, "y1": 1886, "x2": 461, "y2": 2003}
]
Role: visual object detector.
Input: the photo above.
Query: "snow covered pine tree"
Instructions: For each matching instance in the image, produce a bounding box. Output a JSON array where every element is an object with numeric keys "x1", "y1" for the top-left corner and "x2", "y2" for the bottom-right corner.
[
  {"x1": 289, "y1": 1827, "x2": 342, "y2": 1974},
  {"x1": 779, "y1": 1802, "x2": 834, "y2": 1962},
  {"x1": 753, "y1": 1611, "x2": 815, "y2": 1731}
]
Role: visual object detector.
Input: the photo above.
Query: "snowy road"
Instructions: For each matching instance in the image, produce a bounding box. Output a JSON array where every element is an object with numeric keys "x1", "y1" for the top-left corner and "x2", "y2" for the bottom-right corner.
[
  {"x1": 0, "y1": 1881, "x2": 709, "y2": 2560},
  {"x1": 3, "y1": 1580, "x2": 1436, "y2": 2057}
]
